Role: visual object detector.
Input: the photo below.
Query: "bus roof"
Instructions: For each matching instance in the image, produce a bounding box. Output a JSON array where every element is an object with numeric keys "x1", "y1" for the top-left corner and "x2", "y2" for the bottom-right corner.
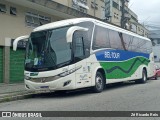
[
  {"x1": 33, "y1": 18, "x2": 150, "y2": 41},
  {"x1": 33, "y1": 18, "x2": 93, "y2": 32}
]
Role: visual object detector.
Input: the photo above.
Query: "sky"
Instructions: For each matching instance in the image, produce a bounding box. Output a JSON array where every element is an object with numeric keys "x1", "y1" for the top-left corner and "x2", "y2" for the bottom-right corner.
[{"x1": 129, "y1": 0, "x2": 160, "y2": 27}]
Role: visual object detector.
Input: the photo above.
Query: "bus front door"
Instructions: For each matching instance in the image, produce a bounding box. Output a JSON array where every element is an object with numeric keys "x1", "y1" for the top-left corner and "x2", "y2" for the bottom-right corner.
[{"x1": 73, "y1": 31, "x2": 92, "y2": 88}]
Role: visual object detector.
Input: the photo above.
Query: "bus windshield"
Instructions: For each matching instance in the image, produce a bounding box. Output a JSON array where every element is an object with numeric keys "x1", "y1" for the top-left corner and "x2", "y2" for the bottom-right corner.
[{"x1": 25, "y1": 26, "x2": 72, "y2": 72}]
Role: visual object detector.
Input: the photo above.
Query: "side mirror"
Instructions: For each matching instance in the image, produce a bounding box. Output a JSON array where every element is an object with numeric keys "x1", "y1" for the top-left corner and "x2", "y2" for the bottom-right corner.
[
  {"x1": 13, "y1": 35, "x2": 29, "y2": 51},
  {"x1": 66, "y1": 26, "x2": 88, "y2": 43}
]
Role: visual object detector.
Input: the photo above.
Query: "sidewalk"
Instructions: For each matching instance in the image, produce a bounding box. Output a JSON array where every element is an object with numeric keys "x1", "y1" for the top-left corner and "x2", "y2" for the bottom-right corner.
[{"x1": 0, "y1": 83, "x2": 35, "y2": 103}]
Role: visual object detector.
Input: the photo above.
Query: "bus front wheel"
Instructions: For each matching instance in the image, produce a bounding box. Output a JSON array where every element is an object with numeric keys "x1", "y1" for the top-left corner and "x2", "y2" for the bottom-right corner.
[{"x1": 93, "y1": 71, "x2": 105, "y2": 93}]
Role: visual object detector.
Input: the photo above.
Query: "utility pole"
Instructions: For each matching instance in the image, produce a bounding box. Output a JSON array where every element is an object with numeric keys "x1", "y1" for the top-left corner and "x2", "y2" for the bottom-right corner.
[{"x1": 121, "y1": 0, "x2": 125, "y2": 28}]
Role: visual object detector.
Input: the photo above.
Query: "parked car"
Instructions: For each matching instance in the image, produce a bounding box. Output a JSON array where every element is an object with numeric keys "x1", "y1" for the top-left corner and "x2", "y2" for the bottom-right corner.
[{"x1": 152, "y1": 65, "x2": 160, "y2": 80}]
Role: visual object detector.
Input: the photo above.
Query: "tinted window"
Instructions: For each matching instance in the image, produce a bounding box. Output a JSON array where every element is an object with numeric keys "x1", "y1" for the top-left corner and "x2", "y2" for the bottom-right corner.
[
  {"x1": 126, "y1": 35, "x2": 152, "y2": 53},
  {"x1": 77, "y1": 22, "x2": 94, "y2": 57},
  {"x1": 129, "y1": 37, "x2": 139, "y2": 52},
  {"x1": 123, "y1": 34, "x2": 132, "y2": 50},
  {"x1": 73, "y1": 31, "x2": 85, "y2": 62},
  {"x1": 74, "y1": 36, "x2": 85, "y2": 58},
  {"x1": 93, "y1": 26, "x2": 110, "y2": 50},
  {"x1": 92, "y1": 25, "x2": 152, "y2": 54},
  {"x1": 77, "y1": 22, "x2": 94, "y2": 48},
  {"x1": 109, "y1": 30, "x2": 123, "y2": 50},
  {"x1": 49, "y1": 27, "x2": 71, "y2": 65}
]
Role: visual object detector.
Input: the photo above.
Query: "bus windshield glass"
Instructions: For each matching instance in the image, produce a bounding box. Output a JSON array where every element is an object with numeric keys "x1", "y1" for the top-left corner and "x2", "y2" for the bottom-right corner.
[{"x1": 25, "y1": 26, "x2": 72, "y2": 72}]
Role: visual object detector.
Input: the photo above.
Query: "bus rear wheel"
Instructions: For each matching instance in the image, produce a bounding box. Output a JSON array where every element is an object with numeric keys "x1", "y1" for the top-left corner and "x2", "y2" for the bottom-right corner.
[
  {"x1": 136, "y1": 69, "x2": 147, "y2": 83},
  {"x1": 93, "y1": 71, "x2": 105, "y2": 93}
]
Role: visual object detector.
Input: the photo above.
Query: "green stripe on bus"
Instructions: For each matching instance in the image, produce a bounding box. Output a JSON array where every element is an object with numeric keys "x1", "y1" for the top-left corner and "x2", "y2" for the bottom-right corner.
[{"x1": 100, "y1": 57, "x2": 150, "y2": 79}]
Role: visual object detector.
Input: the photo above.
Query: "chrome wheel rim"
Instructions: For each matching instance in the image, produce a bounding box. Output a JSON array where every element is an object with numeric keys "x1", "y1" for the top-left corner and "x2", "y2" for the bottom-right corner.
[{"x1": 96, "y1": 76, "x2": 103, "y2": 90}]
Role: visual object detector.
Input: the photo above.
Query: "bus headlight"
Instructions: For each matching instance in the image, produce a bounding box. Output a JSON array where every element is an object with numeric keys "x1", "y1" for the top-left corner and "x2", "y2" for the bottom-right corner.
[{"x1": 25, "y1": 75, "x2": 31, "y2": 80}]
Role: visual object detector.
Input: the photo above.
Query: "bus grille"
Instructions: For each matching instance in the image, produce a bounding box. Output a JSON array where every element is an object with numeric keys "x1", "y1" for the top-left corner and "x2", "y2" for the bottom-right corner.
[{"x1": 29, "y1": 76, "x2": 60, "y2": 83}]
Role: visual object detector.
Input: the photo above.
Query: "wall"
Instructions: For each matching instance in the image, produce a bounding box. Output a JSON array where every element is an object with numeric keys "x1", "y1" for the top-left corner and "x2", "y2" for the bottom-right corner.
[
  {"x1": 110, "y1": 8, "x2": 121, "y2": 26},
  {"x1": 0, "y1": 0, "x2": 63, "y2": 44},
  {"x1": 0, "y1": 0, "x2": 64, "y2": 83},
  {"x1": 53, "y1": 0, "x2": 70, "y2": 7},
  {"x1": 0, "y1": 0, "x2": 32, "y2": 44},
  {"x1": 86, "y1": 0, "x2": 105, "y2": 19},
  {"x1": 137, "y1": 24, "x2": 149, "y2": 38},
  {"x1": 53, "y1": 0, "x2": 105, "y2": 19}
]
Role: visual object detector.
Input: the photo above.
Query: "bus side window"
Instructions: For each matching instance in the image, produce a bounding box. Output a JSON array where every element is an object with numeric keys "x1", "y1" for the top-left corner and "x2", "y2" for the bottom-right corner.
[
  {"x1": 73, "y1": 31, "x2": 85, "y2": 62},
  {"x1": 92, "y1": 26, "x2": 110, "y2": 50},
  {"x1": 109, "y1": 30, "x2": 124, "y2": 50}
]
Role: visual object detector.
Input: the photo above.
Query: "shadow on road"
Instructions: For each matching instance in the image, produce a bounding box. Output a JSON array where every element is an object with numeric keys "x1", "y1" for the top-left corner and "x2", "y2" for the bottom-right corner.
[{"x1": 32, "y1": 79, "x2": 156, "y2": 99}]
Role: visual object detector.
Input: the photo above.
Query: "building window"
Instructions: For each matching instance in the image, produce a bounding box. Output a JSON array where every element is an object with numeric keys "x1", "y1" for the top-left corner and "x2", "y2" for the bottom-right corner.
[
  {"x1": 72, "y1": 0, "x2": 88, "y2": 13},
  {"x1": 74, "y1": 36, "x2": 85, "y2": 58},
  {"x1": 112, "y1": 1, "x2": 119, "y2": 10},
  {"x1": 25, "y1": 12, "x2": 51, "y2": 27},
  {"x1": 0, "y1": 4, "x2": 6, "y2": 13},
  {"x1": 91, "y1": 2, "x2": 98, "y2": 10},
  {"x1": 10, "y1": 7, "x2": 17, "y2": 15}
]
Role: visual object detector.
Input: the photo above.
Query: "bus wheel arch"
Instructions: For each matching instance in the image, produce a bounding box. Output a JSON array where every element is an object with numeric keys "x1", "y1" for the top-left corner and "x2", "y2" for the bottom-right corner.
[{"x1": 92, "y1": 68, "x2": 106, "y2": 93}]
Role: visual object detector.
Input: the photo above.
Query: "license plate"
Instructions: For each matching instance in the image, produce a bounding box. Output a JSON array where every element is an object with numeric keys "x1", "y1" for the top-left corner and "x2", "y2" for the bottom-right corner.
[{"x1": 40, "y1": 86, "x2": 49, "y2": 89}]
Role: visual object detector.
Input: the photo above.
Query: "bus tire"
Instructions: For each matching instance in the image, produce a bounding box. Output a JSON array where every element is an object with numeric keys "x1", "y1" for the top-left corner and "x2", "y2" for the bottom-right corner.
[
  {"x1": 136, "y1": 69, "x2": 147, "y2": 84},
  {"x1": 154, "y1": 74, "x2": 157, "y2": 80},
  {"x1": 93, "y1": 71, "x2": 105, "y2": 93}
]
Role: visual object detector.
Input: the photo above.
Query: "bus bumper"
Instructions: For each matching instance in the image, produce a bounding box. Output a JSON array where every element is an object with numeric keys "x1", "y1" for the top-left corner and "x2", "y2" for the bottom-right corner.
[{"x1": 24, "y1": 75, "x2": 75, "y2": 92}]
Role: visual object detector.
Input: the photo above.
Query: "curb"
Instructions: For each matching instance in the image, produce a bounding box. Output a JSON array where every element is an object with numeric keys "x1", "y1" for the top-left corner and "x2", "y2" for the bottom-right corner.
[{"x1": 0, "y1": 92, "x2": 36, "y2": 103}]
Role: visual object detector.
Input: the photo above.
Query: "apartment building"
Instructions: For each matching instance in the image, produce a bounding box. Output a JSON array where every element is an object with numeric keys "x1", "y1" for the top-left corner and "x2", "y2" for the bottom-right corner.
[
  {"x1": 105, "y1": 0, "x2": 149, "y2": 37},
  {"x1": 149, "y1": 30, "x2": 160, "y2": 62},
  {"x1": 0, "y1": 0, "x2": 105, "y2": 83},
  {"x1": 54, "y1": 0, "x2": 106, "y2": 19},
  {"x1": 0, "y1": 0, "x2": 105, "y2": 43}
]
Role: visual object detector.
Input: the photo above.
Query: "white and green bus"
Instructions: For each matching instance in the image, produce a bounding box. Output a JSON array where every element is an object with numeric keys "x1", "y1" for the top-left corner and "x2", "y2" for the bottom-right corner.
[{"x1": 14, "y1": 18, "x2": 154, "y2": 93}]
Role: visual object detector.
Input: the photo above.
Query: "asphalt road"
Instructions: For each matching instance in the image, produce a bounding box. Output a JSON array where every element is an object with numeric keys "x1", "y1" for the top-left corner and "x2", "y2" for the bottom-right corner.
[{"x1": 0, "y1": 78, "x2": 160, "y2": 120}]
